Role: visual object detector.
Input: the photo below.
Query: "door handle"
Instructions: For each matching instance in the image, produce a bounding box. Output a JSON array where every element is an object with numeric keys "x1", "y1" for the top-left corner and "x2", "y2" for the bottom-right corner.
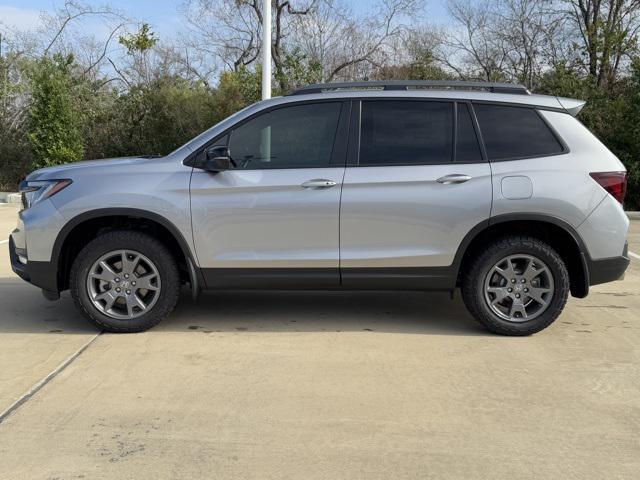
[
  {"x1": 301, "y1": 179, "x2": 337, "y2": 189},
  {"x1": 436, "y1": 174, "x2": 472, "y2": 184}
]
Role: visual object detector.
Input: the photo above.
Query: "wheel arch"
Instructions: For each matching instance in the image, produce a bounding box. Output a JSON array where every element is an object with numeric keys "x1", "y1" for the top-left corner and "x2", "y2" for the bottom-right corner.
[
  {"x1": 454, "y1": 213, "x2": 590, "y2": 298},
  {"x1": 53, "y1": 208, "x2": 201, "y2": 293}
]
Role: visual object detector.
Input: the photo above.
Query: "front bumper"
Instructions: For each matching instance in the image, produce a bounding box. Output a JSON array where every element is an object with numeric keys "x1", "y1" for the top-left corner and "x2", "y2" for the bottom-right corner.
[
  {"x1": 587, "y1": 242, "x2": 630, "y2": 286},
  {"x1": 9, "y1": 235, "x2": 60, "y2": 299}
]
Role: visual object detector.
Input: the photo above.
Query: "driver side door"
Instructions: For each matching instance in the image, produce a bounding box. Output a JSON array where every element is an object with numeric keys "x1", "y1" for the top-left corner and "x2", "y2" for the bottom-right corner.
[{"x1": 189, "y1": 100, "x2": 349, "y2": 288}]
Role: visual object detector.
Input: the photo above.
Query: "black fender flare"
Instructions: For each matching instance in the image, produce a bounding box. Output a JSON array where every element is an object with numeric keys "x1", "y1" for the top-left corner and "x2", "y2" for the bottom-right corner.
[
  {"x1": 52, "y1": 208, "x2": 202, "y2": 293},
  {"x1": 451, "y1": 213, "x2": 590, "y2": 297}
]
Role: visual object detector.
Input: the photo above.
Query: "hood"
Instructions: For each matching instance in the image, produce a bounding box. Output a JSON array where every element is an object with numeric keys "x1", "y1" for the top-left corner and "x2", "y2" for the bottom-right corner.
[{"x1": 26, "y1": 156, "x2": 163, "y2": 181}]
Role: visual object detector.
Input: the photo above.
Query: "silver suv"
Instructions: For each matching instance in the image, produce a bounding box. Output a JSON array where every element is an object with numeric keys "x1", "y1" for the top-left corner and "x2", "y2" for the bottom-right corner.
[{"x1": 9, "y1": 81, "x2": 630, "y2": 335}]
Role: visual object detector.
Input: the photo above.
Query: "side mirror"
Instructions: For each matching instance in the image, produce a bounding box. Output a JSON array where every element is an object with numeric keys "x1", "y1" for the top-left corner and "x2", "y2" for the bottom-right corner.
[{"x1": 202, "y1": 146, "x2": 232, "y2": 172}]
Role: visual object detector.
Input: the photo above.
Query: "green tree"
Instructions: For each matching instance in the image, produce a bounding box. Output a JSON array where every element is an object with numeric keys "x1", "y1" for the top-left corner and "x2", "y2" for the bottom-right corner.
[
  {"x1": 539, "y1": 64, "x2": 640, "y2": 209},
  {"x1": 613, "y1": 59, "x2": 640, "y2": 209},
  {"x1": 118, "y1": 23, "x2": 158, "y2": 55},
  {"x1": 27, "y1": 54, "x2": 84, "y2": 168},
  {"x1": 0, "y1": 52, "x2": 34, "y2": 189},
  {"x1": 375, "y1": 50, "x2": 452, "y2": 81},
  {"x1": 212, "y1": 67, "x2": 262, "y2": 119},
  {"x1": 274, "y1": 49, "x2": 322, "y2": 94},
  {"x1": 84, "y1": 77, "x2": 219, "y2": 158}
]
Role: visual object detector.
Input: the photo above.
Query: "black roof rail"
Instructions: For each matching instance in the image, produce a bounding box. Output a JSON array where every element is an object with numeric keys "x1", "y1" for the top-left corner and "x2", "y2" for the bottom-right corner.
[{"x1": 288, "y1": 80, "x2": 530, "y2": 96}]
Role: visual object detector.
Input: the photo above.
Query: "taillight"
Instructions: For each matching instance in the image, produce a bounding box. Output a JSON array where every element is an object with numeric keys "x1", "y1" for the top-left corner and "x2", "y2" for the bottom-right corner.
[{"x1": 590, "y1": 171, "x2": 627, "y2": 205}]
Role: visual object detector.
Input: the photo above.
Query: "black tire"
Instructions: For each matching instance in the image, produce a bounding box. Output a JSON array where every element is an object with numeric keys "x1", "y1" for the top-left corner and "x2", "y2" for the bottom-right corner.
[
  {"x1": 70, "y1": 230, "x2": 180, "y2": 333},
  {"x1": 461, "y1": 235, "x2": 569, "y2": 336}
]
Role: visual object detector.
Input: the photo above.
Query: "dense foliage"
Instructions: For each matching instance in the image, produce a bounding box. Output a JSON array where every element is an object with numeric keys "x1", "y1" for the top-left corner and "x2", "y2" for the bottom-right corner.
[{"x1": 27, "y1": 54, "x2": 84, "y2": 168}]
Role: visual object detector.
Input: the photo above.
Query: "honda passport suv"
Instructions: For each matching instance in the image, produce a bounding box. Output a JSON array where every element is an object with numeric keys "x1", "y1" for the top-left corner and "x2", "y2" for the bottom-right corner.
[{"x1": 9, "y1": 81, "x2": 630, "y2": 335}]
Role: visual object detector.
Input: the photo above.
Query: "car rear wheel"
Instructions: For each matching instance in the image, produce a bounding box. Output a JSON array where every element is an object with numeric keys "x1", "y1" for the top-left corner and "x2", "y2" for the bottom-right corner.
[
  {"x1": 70, "y1": 230, "x2": 180, "y2": 333},
  {"x1": 461, "y1": 236, "x2": 570, "y2": 336}
]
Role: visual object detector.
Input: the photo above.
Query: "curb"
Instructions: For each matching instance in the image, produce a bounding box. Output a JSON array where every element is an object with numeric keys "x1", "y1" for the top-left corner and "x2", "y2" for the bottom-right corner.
[
  {"x1": 0, "y1": 192, "x2": 21, "y2": 204},
  {"x1": 627, "y1": 212, "x2": 640, "y2": 220}
]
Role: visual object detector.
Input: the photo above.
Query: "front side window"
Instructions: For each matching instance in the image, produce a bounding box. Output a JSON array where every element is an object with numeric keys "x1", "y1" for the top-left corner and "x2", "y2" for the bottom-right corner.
[
  {"x1": 474, "y1": 104, "x2": 564, "y2": 161},
  {"x1": 227, "y1": 102, "x2": 342, "y2": 169},
  {"x1": 359, "y1": 101, "x2": 453, "y2": 166}
]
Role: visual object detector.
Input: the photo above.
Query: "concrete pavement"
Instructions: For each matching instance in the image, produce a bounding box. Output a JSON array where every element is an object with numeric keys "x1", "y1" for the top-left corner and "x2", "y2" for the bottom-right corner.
[
  {"x1": 0, "y1": 205, "x2": 100, "y2": 419},
  {"x1": 0, "y1": 203, "x2": 19, "y2": 238},
  {"x1": 0, "y1": 203, "x2": 639, "y2": 479}
]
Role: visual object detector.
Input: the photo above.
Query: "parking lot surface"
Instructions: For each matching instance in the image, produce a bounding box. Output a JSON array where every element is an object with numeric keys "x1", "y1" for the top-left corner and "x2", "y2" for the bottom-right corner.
[{"x1": 1, "y1": 203, "x2": 639, "y2": 479}]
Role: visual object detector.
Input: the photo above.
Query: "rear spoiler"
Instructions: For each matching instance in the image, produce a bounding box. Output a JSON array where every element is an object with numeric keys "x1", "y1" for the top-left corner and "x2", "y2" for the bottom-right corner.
[{"x1": 556, "y1": 96, "x2": 586, "y2": 117}]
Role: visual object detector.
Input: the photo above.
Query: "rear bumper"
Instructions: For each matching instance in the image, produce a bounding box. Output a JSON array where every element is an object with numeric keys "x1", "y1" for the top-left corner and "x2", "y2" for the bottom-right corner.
[
  {"x1": 9, "y1": 235, "x2": 59, "y2": 298},
  {"x1": 587, "y1": 242, "x2": 630, "y2": 286}
]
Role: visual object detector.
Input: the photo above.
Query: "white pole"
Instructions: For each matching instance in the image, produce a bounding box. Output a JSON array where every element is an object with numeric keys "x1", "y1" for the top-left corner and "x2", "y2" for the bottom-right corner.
[{"x1": 262, "y1": 0, "x2": 272, "y2": 100}]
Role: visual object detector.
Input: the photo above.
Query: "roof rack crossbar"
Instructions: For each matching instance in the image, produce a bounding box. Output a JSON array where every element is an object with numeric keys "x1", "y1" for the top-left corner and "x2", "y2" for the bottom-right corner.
[{"x1": 288, "y1": 80, "x2": 530, "y2": 96}]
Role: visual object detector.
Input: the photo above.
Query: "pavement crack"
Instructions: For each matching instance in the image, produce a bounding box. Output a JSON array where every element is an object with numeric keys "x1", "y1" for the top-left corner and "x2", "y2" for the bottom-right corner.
[{"x1": 0, "y1": 332, "x2": 102, "y2": 425}]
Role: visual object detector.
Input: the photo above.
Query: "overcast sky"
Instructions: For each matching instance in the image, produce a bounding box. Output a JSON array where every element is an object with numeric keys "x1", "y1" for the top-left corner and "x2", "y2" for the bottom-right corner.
[{"x1": 0, "y1": 1, "x2": 451, "y2": 37}]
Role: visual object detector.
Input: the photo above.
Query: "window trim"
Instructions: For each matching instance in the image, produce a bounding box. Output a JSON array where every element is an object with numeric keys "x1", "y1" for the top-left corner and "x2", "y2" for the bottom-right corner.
[
  {"x1": 470, "y1": 101, "x2": 570, "y2": 163},
  {"x1": 455, "y1": 101, "x2": 486, "y2": 164},
  {"x1": 452, "y1": 99, "x2": 458, "y2": 163},
  {"x1": 346, "y1": 100, "x2": 360, "y2": 167},
  {"x1": 185, "y1": 99, "x2": 351, "y2": 170}
]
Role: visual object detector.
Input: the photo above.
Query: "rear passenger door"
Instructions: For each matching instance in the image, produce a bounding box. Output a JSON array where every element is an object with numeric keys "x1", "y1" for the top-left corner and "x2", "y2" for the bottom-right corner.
[{"x1": 340, "y1": 99, "x2": 492, "y2": 287}]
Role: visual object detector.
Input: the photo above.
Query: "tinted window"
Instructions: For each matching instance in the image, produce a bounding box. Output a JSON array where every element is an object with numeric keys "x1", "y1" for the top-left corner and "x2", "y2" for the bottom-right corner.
[
  {"x1": 474, "y1": 104, "x2": 564, "y2": 160},
  {"x1": 456, "y1": 103, "x2": 482, "y2": 162},
  {"x1": 227, "y1": 102, "x2": 341, "y2": 169},
  {"x1": 359, "y1": 101, "x2": 453, "y2": 165}
]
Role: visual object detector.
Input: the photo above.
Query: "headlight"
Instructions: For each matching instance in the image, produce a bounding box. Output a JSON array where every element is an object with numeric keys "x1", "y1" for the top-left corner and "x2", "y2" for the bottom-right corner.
[{"x1": 19, "y1": 179, "x2": 72, "y2": 210}]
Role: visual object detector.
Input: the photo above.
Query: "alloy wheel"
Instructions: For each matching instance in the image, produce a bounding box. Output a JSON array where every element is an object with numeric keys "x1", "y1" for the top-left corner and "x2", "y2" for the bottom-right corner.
[
  {"x1": 483, "y1": 254, "x2": 554, "y2": 322},
  {"x1": 86, "y1": 249, "x2": 161, "y2": 320}
]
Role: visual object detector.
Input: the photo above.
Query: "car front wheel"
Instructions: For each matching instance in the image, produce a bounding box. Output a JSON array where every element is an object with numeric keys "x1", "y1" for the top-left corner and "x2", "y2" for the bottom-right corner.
[{"x1": 70, "y1": 230, "x2": 180, "y2": 333}]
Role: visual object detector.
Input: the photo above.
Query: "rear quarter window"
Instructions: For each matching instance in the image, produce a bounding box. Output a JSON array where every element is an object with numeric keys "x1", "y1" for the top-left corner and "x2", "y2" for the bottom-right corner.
[{"x1": 474, "y1": 104, "x2": 565, "y2": 161}]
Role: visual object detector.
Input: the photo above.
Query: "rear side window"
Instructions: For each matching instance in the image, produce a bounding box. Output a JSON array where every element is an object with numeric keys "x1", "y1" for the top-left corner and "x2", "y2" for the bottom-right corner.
[
  {"x1": 359, "y1": 101, "x2": 453, "y2": 165},
  {"x1": 456, "y1": 103, "x2": 482, "y2": 162},
  {"x1": 474, "y1": 104, "x2": 564, "y2": 161}
]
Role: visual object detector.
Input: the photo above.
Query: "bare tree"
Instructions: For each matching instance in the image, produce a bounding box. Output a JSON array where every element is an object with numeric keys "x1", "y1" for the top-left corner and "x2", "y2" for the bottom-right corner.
[
  {"x1": 41, "y1": 1, "x2": 126, "y2": 56},
  {"x1": 440, "y1": 0, "x2": 511, "y2": 81},
  {"x1": 182, "y1": 0, "x2": 317, "y2": 89},
  {"x1": 182, "y1": 0, "x2": 422, "y2": 87},
  {"x1": 182, "y1": 0, "x2": 263, "y2": 73},
  {"x1": 495, "y1": 0, "x2": 564, "y2": 88},
  {"x1": 286, "y1": 0, "x2": 426, "y2": 82},
  {"x1": 563, "y1": 0, "x2": 640, "y2": 86},
  {"x1": 371, "y1": 26, "x2": 447, "y2": 80},
  {"x1": 440, "y1": 0, "x2": 570, "y2": 89}
]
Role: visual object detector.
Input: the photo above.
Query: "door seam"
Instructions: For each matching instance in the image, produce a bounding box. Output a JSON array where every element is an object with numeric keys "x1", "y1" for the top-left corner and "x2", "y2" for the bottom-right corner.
[{"x1": 338, "y1": 166, "x2": 347, "y2": 286}]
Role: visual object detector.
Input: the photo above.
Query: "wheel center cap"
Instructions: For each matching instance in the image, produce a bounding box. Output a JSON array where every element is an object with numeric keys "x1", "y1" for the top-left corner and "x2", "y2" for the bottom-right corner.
[{"x1": 120, "y1": 280, "x2": 130, "y2": 288}]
